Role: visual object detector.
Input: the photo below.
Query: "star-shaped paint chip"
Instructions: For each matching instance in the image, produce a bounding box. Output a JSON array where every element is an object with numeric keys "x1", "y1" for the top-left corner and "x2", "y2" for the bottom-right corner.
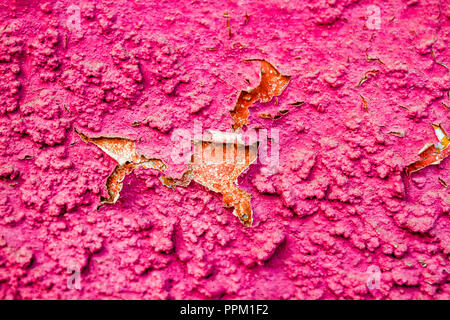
[{"x1": 160, "y1": 130, "x2": 258, "y2": 226}]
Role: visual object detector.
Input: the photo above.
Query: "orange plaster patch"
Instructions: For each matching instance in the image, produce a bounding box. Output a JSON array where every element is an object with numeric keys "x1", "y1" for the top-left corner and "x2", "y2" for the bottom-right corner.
[
  {"x1": 75, "y1": 128, "x2": 166, "y2": 204},
  {"x1": 160, "y1": 131, "x2": 258, "y2": 226},
  {"x1": 230, "y1": 60, "x2": 291, "y2": 131}
]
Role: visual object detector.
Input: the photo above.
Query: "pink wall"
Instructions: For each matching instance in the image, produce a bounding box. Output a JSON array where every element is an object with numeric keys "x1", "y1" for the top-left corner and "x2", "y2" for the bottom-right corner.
[{"x1": 0, "y1": 0, "x2": 449, "y2": 299}]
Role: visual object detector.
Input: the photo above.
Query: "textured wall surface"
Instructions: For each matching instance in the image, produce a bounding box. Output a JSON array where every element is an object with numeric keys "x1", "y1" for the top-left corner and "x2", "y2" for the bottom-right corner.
[{"x1": 0, "y1": 0, "x2": 449, "y2": 299}]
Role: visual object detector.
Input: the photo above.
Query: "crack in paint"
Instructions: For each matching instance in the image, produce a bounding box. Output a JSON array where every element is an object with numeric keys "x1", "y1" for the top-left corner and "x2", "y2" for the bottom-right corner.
[
  {"x1": 73, "y1": 59, "x2": 286, "y2": 226},
  {"x1": 357, "y1": 69, "x2": 379, "y2": 87}
]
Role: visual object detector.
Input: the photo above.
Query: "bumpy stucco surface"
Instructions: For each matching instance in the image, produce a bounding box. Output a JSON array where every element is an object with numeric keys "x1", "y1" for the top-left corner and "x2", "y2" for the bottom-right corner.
[{"x1": 0, "y1": 0, "x2": 449, "y2": 299}]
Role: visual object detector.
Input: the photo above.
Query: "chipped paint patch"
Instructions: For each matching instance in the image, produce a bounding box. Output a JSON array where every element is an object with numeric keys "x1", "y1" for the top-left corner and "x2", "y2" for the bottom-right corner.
[
  {"x1": 75, "y1": 129, "x2": 166, "y2": 204},
  {"x1": 230, "y1": 60, "x2": 291, "y2": 131},
  {"x1": 407, "y1": 124, "x2": 450, "y2": 175},
  {"x1": 161, "y1": 130, "x2": 258, "y2": 226}
]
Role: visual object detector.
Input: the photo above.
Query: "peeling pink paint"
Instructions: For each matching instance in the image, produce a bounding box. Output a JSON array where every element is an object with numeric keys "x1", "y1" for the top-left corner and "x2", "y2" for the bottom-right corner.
[{"x1": 0, "y1": 0, "x2": 449, "y2": 300}]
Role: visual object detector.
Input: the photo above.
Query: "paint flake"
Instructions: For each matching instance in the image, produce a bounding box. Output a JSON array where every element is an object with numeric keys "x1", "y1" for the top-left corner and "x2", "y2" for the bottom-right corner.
[
  {"x1": 75, "y1": 128, "x2": 166, "y2": 204},
  {"x1": 258, "y1": 109, "x2": 290, "y2": 120},
  {"x1": 230, "y1": 60, "x2": 291, "y2": 131},
  {"x1": 160, "y1": 130, "x2": 258, "y2": 226},
  {"x1": 406, "y1": 124, "x2": 450, "y2": 175}
]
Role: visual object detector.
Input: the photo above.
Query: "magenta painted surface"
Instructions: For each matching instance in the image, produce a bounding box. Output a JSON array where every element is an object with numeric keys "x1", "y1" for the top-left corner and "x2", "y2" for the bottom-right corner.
[{"x1": 0, "y1": 0, "x2": 449, "y2": 299}]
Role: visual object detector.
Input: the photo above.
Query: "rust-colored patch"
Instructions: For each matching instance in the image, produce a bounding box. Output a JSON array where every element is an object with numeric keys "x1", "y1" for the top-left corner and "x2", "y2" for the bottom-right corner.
[
  {"x1": 360, "y1": 94, "x2": 368, "y2": 112},
  {"x1": 230, "y1": 60, "x2": 291, "y2": 131},
  {"x1": 406, "y1": 124, "x2": 450, "y2": 175},
  {"x1": 258, "y1": 109, "x2": 290, "y2": 120},
  {"x1": 101, "y1": 163, "x2": 135, "y2": 204},
  {"x1": 160, "y1": 131, "x2": 258, "y2": 226},
  {"x1": 75, "y1": 128, "x2": 166, "y2": 204},
  {"x1": 160, "y1": 170, "x2": 192, "y2": 189}
]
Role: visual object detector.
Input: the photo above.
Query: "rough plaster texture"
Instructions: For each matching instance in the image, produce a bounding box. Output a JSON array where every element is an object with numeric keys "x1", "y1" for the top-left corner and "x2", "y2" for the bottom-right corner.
[{"x1": 0, "y1": 0, "x2": 449, "y2": 299}]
